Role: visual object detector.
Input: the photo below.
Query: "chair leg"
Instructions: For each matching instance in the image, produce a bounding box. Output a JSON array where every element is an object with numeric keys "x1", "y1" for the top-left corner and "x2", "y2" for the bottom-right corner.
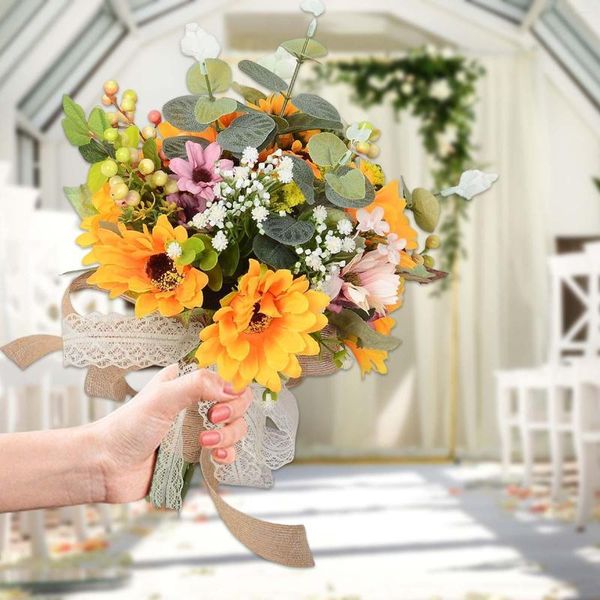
[
  {"x1": 497, "y1": 383, "x2": 513, "y2": 479},
  {"x1": 576, "y1": 442, "x2": 595, "y2": 531},
  {"x1": 519, "y1": 387, "x2": 535, "y2": 488},
  {"x1": 549, "y1": 387, "x2": 567, "y2": 499}
]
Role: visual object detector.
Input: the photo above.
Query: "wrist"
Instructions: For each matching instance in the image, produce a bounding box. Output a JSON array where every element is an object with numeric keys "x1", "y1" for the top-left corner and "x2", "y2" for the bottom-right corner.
[{"x1": 70, "y1": 423, "x2": 108, "y2": 504}]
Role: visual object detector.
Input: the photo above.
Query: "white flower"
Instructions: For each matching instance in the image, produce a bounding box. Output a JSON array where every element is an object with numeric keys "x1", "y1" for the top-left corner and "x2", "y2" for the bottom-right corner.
[
  {"x1": 241, "y1": 147, "x2": 259, "y2": 166},
  {"x1": 257, "y1": 47, "x2": 296, "y2": 79},
  {"x1": 337, "y1": 219, "x2": 353, "y2": 236},
  {"x1": 207, "y1": 203, "x2": 227, "y2": 227},
  {"x1": 341, "y1": 238, "x2": 356, "y2": 253},
  {"x1": 430, "y1": 79, "x2": 452, "y2": 101},
  {"x1": 325, "y1": 236, "x2": 342, "y2": 254},
  {"x1": 300, "y1": 0, "x2": 325, "y2": 17},
  {"x1": 377, "y1": 233, "x2": 407, "y2": 265},
  {"x1": 313, "y1": 205, "x2": 328, "y2": 223},
  {"x1": 401, "y1": 82, "x2": 413, "y2": 95},
  {"x1": 346, "y1": 122, "x2": 371, "y2": 144},
  {"x1": 440, "y1": 169, "x2": 499, "y2": 200},
  {"x1": 305, "y1": 253, "x2": 324, "y2": 270},
  {"x1": 180, "y1": 24, "x2": 221, "y2": 66},
  {"x1": 211, "y1": 231, "x2": 228, "y2": 252},
  {"x1": 233, "y1": 166, "x2": 250, "y2": 180},
  {"x1": 356, "y1": 206, "x2": 389, "y2": 236},
  {"x1": 166, "y1": 241, "x2": 182, "y2": 259},
  {"x1": 191, "y1": 212, "x2": 209, "y2": 229},
  {"x1": 277, "y1": 156, "x2": 294, "y2": 183},
  {"x1": 251, "y1": 205, "x2": 269, "y2": 223},
  {"x1": 441, "y1": 47, "x2": 455, "y2": 60}
]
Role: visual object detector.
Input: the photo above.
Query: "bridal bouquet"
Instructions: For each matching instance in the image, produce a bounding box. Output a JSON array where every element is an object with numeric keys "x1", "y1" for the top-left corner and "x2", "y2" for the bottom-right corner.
[{"x1": 5, "y1": 0, "x2": 496, "y2": 567}]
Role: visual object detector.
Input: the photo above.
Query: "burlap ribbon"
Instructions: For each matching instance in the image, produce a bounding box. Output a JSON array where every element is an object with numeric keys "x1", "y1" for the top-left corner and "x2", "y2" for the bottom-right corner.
[{"x1": 1, "y1": 272, "x2": 314, "y2": 568}]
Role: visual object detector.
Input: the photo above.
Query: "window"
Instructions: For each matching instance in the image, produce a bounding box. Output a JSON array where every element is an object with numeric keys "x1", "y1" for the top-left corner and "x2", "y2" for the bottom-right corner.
[{"x1": 16, "y1": 128, "x2": 41, "y2": 188}]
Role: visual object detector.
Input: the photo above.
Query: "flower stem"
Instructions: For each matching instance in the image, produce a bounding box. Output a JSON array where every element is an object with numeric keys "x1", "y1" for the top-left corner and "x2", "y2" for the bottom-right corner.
[{"x1": 279, "y1": 37, "x2": 310, "y2": 116}]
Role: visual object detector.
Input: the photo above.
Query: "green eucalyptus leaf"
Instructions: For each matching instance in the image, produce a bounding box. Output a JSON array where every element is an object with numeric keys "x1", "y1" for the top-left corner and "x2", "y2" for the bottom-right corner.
[
  {"x1": 207, "y1": 263, "x2": 223, "y2": 291},
  {"x1": 253, "y1": 235, "x2": 297, "y2": 269},
  {"x1": 87, "y1": 162, "x2": 108, "y2": 194},
  {"x1": 142, "y1": 138, "x2": 161, "y2": 169},
  {"x1": 307, "y1": 132, "x2": 347, "y2": 167},
  {"x1": 63, "y1": 185, "x2": 95, "y2": 219},
  {"x1": 325, "y1": 172, "x2": 375, "y2": 209},
  {"x1": 411, "y1": 187, "x2": 440, "y2": 232},
  {"x1": 232, "y1": 82, "x2": 267, "y2": 104},
  {"x1": 238, "y1": 60, "x2": 288, "y2": 93},
  {"x1": 184, "y1": 237, "x2": 205, "y2": 254},
  {"x1": 325, "y1": 170, "x2": 365, "y2": 200},
  {"x1": 87, "y1": 107, "x2": 109, "y2": 138},
  {"x1": 195, "y1": 97, "x2": 238, "y2": 124},
  {"x1": 262, "y1": 215, "x2": 315, "y2": 246},
  {"x1": 292, "y1": 93, "x2": 340, "y2": 121},
  {"x1": 289, "y1": 155, "x2": 315, "y2": 204},
  {"x1": 328, "y1": 309, "x2": 401, "y2": 351},
  {"x1": 178, "y1": 248, "x2": 196, "y2": 266},
  {"x1": 281, "y1": 38, "x2": 327, "y2": 60},
  {"x1": 162, "y1": 95, "x2": 206, "y2": 132},
  {"x1": 283, "y1": 113, "x2": 343, "y2": 133},
  {"x1": 217, "y1": 112, "x2": 276, "y2": 154},
  {"x1": 270, "y1": 115, "x2": 289, "y2": 131},
  {"x1": 198, "y1": 249, "x2": 219, "y2": 271},
  {"x1": 219, "y1": 241, "x2": 240, "y2": 276},
  {"x1": 62, "y1": 118, "x2": 90, "y2": 146},
  {"x1": 187, "y1": 58, "x2": 233, "y2": 94},
  {"x1": 79, "y1": 139, "x2": 109, "y2": 163},
  {"x1": 162, "y1": 135, "x2": 208, "y2": 160},
  {"x1": 62, "y1": 95, "x2": 87, "y2": 128}
]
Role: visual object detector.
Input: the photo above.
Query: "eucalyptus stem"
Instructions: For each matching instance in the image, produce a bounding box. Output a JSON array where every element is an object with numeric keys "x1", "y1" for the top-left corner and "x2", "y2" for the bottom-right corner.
[
  {"x1": 203, "y1": 68, "x2": 215, "y2": 101},
  {"x1": 279, "y1": 37, "x2": 310, "y2": 116}
]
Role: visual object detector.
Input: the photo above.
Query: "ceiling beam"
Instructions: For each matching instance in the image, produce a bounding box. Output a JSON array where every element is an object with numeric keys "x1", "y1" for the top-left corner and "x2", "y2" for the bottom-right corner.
[
  {"x1": 108, "y1": 0, "x2": 139, "y2": 34},
  {"x1": 521, "y1": 0, "x2": 548, "y2": 31}
]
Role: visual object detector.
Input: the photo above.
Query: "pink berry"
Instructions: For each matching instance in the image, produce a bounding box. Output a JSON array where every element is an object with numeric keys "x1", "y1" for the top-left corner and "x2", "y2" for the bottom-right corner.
[{"x1": 148, "y1": 110, "x2": 162, "y2": 125}]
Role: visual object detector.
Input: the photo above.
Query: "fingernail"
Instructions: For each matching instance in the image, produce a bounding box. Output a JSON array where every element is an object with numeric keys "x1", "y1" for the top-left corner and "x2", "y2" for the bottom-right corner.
[
  {"x1": 209, "y1": 405, "x2": 231, "y2": 424},
  {"x1": 200, "y1": 431, "x2": 221, "y2": 446},
  {"x1": 223, "y1": 383, "x2": 237, "y2": 395},
  {"x1": 215, "y1": 448, "x2": 227, "y2": 459}
]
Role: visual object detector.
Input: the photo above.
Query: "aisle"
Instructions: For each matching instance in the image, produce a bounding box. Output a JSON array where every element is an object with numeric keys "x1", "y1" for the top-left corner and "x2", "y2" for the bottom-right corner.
[{"x1": 70, "y1": 464, "x2": 600, "y2": 600}]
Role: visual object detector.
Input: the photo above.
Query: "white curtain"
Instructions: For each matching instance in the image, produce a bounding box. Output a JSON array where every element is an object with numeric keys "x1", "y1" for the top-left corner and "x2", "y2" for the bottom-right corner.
[{"x1": 295, "y1": 51, "x2": 550, "y2": 458}]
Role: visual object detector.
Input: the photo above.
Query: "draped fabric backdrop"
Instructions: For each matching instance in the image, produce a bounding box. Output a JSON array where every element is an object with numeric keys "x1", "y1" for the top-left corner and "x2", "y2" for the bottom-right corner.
[{"x1": 295, "y1": 51, "x2": 550, "y2": 459}]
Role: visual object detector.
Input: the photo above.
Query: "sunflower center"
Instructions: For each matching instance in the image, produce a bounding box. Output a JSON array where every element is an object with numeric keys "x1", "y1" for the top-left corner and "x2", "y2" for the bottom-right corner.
[
  {"x1": 146, "y1": 253, "x2": 183, "y2": 292},
  {"x1": 192, "y1": 167, "x2": 213, "y2": 184},
  {"x1": 245, "y1": 303, "x2": 273, "y2": 334},
  {"x1": 343, "y1": 272, "x2": 362, "y2": 286}
]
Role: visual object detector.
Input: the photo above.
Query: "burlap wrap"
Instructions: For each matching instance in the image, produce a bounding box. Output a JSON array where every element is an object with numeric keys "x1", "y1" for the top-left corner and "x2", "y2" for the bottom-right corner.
[{"x1": 0, "y1": 271, "x2": 333, "y2": 568}]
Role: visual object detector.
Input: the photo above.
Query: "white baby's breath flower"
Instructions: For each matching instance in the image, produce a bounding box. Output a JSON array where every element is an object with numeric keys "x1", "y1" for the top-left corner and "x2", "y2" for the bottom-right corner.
[
  {"x1": 305, "y1": 253, "x2": 323, "y2": 270},
  {"x1": 341, "y1": 238, "x2": 356, "y2": 253},
  {"x1": 430, "y1": 79, "x2": 452, "y2": 101},
  {"x1": 166, "y1": 241, "x2": 182, "y2": 259},
  {"x1": 211, "y1": 231, "x2": 228, "y2": 252},
  {"x1": 241, "y1": 146, "x2": 259, "y2": 165},
  {"x1": 440, "y1": 169, "x2": 499, "y2": 200},
  {"x1": 325, "y1": 236, "x2": 342, "y2": 254},
  {"x1": 207, "y1": 203, "x2": 227, "y2": 227},
  {"x1": 401, "y1": 82, "x2": 413, "y2": 95},
  {"x1": 257, "y1": 47, "x2": 296, "y2": 79},
  {"x1": 192, "y1": 212, "x2": 209, "y2": 229},
  {"x1": 313, "y1": 205, "x2": 328, "y2": 223},
  {"x1": 233, "y1": 166, "x2": 250, "y2": 180},
  {"x1": 337, "y1": 219, "x2": 353, "y2": 236},
  {"x1": 180, "y1": 24, "x2": 220, "y2": 69},
  {"x1": 251, "y1": 205, "x2": 269, "y2": 223},
  {"x1": 277, "y1": 156, "x2": 294, "y2": 183}
]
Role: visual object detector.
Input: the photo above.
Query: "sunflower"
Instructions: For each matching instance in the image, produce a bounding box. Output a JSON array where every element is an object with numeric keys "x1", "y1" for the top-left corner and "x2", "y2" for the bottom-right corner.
[
  {"x1": 249, "y1": 93, "x2": 298, "y2": 117},
  {"x1": 345, "y1": 316, "x2": 395, "y2": 376},
  {"x1": 196, "y1": 259, "x2": 330, "y2": 392},
  {"x1": 87, "y1": 215, "x2": 208, "y2": 318},
  {"x1": 76, "y1": 184, "x2": 122, "y2": 265}
]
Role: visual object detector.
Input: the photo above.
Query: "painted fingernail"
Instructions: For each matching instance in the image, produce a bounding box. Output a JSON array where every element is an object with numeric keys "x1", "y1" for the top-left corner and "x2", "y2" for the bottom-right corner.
[
  {"x1": 215, "y1": 448, "x2": 228, "y2": 459},
  {"x1": 200, "y1": 431, "x2": 221, "y2": 446},
  {"x1": 209, "y1": 405, "x2": 231, "y2": 424}
]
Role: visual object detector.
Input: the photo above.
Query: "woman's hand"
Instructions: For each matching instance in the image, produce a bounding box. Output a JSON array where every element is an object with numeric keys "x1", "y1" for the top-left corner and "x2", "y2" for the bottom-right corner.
[{"x1": 92, "y1": 365, "x2": 252, "y2": 503}]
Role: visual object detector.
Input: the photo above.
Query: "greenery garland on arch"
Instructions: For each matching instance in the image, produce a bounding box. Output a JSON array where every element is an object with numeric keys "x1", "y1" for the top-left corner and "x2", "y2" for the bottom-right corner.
[{"x1": 312, "y1": 46, "x2": 485, "y2": 283}]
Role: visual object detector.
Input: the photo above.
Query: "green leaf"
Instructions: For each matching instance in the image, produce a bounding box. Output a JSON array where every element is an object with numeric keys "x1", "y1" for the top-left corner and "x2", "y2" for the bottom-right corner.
[
  {"x1": 185, "y1": 237, "x2": 206, "y2": 253},
  {"x1": 87, "y1": 162, "x2": 108, "y2": 194},
  {"x1": 283, "y1": 113, "x2": 343, "y2": 133},
  {"x1": 162, "y1": 95, "x2": 206, "y2": 132},
  {"x1": 195, "y1": 97, "x2": 238, "y2": 124},
  {"x1": 325, "y1": 171, "x2": 375, "y2": 209},
  {"x1": 238, "y1": 60, "x2": 288, "y2": 92},
  {"x1": 87, "y1": 107, "x2": 109, "y2": 138},
  {"x1": 207, "y1": 263, "x2": 223, "y2": 291},
  {"x1": 63, "y1": 185, "x2": 96, "y2": 219},
  {"x1": 325, "y1": 170, "x2": 365, "y2": 200},
  {"x1": 289, "y1": 155, "x2": 315, "y2": 204},
  {"x1": 411, "y1": 188, "x2": 441, "y2": 232},
  {"x1": 79, "y1": 139, "x2": 109, "y2": 163},
  {"x1": 253, "y1": 235, "x2": 297, "y2": 269},
  {"x1": 292, "y1": 93, "x2": 340, "y2": 121},
  {"x1": 217, "y1": 112, "x2": 276, "y2": 154},
  {"x1": 178, "y1": 237, "x2": 206, "y2": 266},
  {"x1": 162, "y1": 135, "x2": 208, "y2": 160},
  {"x1": 307, "y1": 132, "x2": 347, "y2": 167},
  {"x1": 62, "y1": 95, "x2": 87, "y2": 128},
  {"x1": 142, "y1": 138, "x2": 161, "y2": 169},
  {"x1": 281, "y1": 38, "x2": 327, "y2": 60},
  {"x1": 328, "y1": 309, "x2": 401, "y2": 351},
  {"x1": 122, "y1": 125, "x2": 140, "y2": 148},
  {"x1": 62, "y1": 118, "x2": 90, "y2": 146},
  {"x1": 198, "y1": 249, "x2": 218, "y2": 271},
  {"x1": 400, "y1": 176, "x2": 413, "y2": 204},
  {"x1": 262, "y1": 215, "x2": 315, "y2": 246},
  {"x1": 179, "y1": 248, "x2": 196, "y2": 266},
  {"x1": 187, "y1": 58, "x2": 233, "y2": 94},
  {"x1": 219, "y1": 241, "x2": 240, "y2": 276},
  {"x1": 232, "y1": 82, "x2": 267, "y2": 104}
]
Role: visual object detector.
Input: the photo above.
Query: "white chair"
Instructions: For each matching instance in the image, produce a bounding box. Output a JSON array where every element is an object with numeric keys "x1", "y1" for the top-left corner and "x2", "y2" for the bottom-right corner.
[{"x1": 497, "y1": 251, "x2": 599, "y2": 496}]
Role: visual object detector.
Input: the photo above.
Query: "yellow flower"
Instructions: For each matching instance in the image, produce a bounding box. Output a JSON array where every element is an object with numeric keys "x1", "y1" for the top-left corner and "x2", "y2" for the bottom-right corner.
[
  {"x1": 345, "y1": 316, "x2": 395, "y2": 376},
  {"x1": 76, "y1": 184, "x2": 122, "y2": 265},
  {"x1": 270, "y1": 182, "x2": 305, "y2": 213},
  {"x1": 358, "y1": 160, "x2": 386, "y2": 187},
  {"x1": 196, "y1": 259, "x2": 330, "y2": 392},
  {"x1": 249, "y1": 93, "x2": 298, "y2": 117},
  {"x1": 87, "y1": 215, "x2": 208, "y2": 318}
]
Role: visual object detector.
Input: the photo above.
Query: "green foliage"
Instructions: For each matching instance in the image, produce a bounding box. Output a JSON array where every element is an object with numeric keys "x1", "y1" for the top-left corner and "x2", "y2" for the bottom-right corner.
[
  {"x1": 62, "y1": 118, "x2": 90, "y2": 146},
  {"x1": 142, "y1": 138, "x2": 161, "y2": 169},
  {"x1": 219, "y1": 241, "x2": 240, "y2": 276},
  {"x1": 207, "y1": 263, "x2": 223, "y2": 291},
  {"x1": 325, "y1": 170, "x2": 365, "y2": 200},
  {"x1": 162, "y1": 136, "x2": 208, "y2": 160},
  {"x1": 87, "y1": 107, "x2": 109, "y2": 138},
  {"x1": 79, "y1": 139, "x2": 111, "y2": 163},
  {"x1": 411, "y1": 187, "x2": 441, "y2": 232},
  {"x1": 252, "y1": 235, "x2": 297, "y2": 269},
  {"x1": 282, "y1": 113, "x2": 342, "y2": 133},
  {"x1": 187, "y1": 59, "x2": 233, "y2": 94},
  {"x1": 179, "y1": 237, "x2": 206, "y2": 265},
  {"x1": 328, "y1": 309, "x2": 401, "y2": 351},
  {"x1": 292, "y1": 93, "x2": 340, "y2": 121},
  {"x1": 262, "y1": 215, "x2": 315, "y2": 246},
  {"x1": 217, "y1": 112, "x2": 276, "y2": 154},
  {"x1": 232, "y1": 82, "x2": 267, "y2": 105},
  {"x1": 289, "y1": 155, "x2": 315, "y2": 204},
  {"x1": 195, "y1": 97, "x2": 237, "y2": 124},
  {"x1": 281, "y1": 38, "x2": 327, "y2": 60},
  {"x1": 307, "y1": 132, "x2": 347, "y2": 166},
  {"x1": 325, "y1": 171, "x2": 374, "y2": 209},
  {"x1": 162, "y1": 95, "x2": 206, "y2": 131},
  {"x1": 87, "y1": 162, "x2": 107, "y2": 193},
  {"x1": 63, "y1": 185, "x2": 95, "y2": 219},
  {"x1": 122, "y1": 125, "x2": 140, "y2": 148},
  {"x1": 238, "y1": 60, "x2": 288, "y2": 93}
]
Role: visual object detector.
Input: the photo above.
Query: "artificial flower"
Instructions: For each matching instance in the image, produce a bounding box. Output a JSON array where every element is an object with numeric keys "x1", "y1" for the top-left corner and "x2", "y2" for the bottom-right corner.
[
  {"x1": 345, "y1": 316, "x2": 395, "y2": 376},
  {"x1": 430, "y1": 79, "x2": 452, "y2": 101},
  {"x1": 440, "y1": 169, "x2": 499, "y2": 200},
  {"x1": 257, "y1": 47, "x2": 296, "y2": 79},
  {"x1": 250, "y1": 93, "x2": 298, "y2": 118},
  {"x1": 76, "y1": 184, "x2": 122, "y2": 265},
  {"x1": 358, "y1": 160, "x2": 385, "y2": 187},
  {"x1": 346, "y1": 122, "x2": 371, "y2": 144},
  {"x1": 327, "y1": 251, "x2": 400, "y2": 315},
  {"x1": 356, "y1": 206, "x2": 389, "y2": 236},
  {"x1": 377, "y1": 233, "x2": 407, "y2": 265},
  {"x1": 300, "y1": 0, "x2": 326, "y2": 17},
  {"x1": 87, "y1": 215, "x2": 208, "y2": 318},
  {"x1": 180, "y1": 23, "x2": 221, "y2": 67},
  {"x1": 270, "y1": 182, "x2": 305, "y2": 213},
  {"x1": 168, "y1": 191, "x2": 208, "y2": 225},
  {"x1": 195, "y1": 259, "x2": 329, "y2": 392},
  {"x1": 169, "y1": 141, "x2": 233, "y2": 200}
]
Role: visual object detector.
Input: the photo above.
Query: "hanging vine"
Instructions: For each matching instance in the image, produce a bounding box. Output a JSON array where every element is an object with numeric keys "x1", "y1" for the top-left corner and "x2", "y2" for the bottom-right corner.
[{"x1": 312, "y1": 46, "x2": 485, "y2": 284}]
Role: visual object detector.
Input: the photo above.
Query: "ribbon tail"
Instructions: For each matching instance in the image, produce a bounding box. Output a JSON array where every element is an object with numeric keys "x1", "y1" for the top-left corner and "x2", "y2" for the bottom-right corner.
[
  {"x1": 1, "y1": 335, "x2": 63, "y2": 368},
  {"x1": 84, "y1": 365, "x2": 136, "y2": 402},
  {"x1": 200, "y1": 449, "x2": 315, "y2": 568}
]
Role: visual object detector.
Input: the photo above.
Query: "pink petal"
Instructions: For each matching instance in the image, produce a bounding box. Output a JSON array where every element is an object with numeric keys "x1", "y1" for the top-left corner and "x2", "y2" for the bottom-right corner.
[
  {"x1": 169, "y1": 158, "x2": 193, "y2": 179},
  {"x1": 202, "y1": 142, "x2": 222, "y2": 166},
  {"x1": 185, "y1": 141, "x2": 205, "y2": 169}
]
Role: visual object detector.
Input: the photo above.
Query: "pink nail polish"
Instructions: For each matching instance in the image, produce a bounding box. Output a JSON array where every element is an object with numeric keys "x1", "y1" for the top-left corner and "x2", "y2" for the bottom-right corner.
[
  {"x1": 215, "y1": 448, "x2": 227, "y2": 459},
  {"x1": 200, "y1": 431, "x2": 221, "y2": 446},
  {"x1": 210, "y1": 405, "x2": 231, "y2": 424}
]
